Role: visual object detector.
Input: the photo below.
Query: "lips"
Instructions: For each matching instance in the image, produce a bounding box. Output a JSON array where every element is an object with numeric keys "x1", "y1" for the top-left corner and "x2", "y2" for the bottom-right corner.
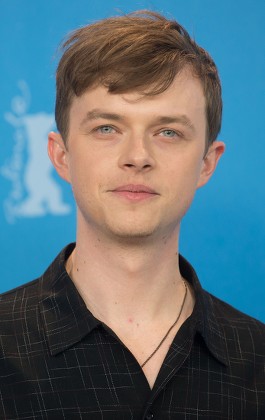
[
  {"x1": 110, "y1": 184, "x2": 159, "y2": 201},
  {"x1": 113, "y1": 184, "x2": 158, "y2": 194}
]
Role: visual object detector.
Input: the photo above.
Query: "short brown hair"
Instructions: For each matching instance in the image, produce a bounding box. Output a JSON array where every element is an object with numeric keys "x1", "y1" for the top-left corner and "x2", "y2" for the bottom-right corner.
[{"x1": 55, "y1": 10, "x2": 222, "y2": 147}]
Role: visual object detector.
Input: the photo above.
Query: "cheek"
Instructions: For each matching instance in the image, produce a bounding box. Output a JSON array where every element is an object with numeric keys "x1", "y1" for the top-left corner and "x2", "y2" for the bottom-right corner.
[
  {"x1": 67, "y1": 154, "x2": 93, "y2": 198},
  {"x1": 68, "y1": 151, "x2": 110, "y2": 201},
  {"x1": 164, "y1": 155, "x2": 204, "y2": 211},
  {"x1": 167, "y1": 153, "x2": 203, "y2": 187}
]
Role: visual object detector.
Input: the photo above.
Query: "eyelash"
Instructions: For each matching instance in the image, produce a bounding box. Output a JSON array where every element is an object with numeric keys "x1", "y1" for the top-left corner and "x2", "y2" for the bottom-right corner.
[
  {"x1": 92, "y1": 125, "x2": 184, "y2": 140},
  {"x1": 158, "y1": 129, "x2": 184, "y2": 139}
]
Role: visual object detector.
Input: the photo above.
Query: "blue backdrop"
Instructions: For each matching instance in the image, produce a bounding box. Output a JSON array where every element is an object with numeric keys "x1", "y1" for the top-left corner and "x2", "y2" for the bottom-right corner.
[{"x1": 1, "y1": 0, "x2": 265, "y2": 321}]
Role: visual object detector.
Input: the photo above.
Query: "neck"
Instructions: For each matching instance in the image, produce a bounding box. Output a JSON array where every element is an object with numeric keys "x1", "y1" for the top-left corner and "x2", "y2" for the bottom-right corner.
[{"x1": 66, "y1": 219, "x2": 189, "y2": 325}]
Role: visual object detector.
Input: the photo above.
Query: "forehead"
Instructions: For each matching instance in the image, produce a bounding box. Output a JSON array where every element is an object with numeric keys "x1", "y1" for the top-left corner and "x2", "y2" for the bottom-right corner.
[{"x1": 69, "y1": 70, "x2": 206, "y2": 128}]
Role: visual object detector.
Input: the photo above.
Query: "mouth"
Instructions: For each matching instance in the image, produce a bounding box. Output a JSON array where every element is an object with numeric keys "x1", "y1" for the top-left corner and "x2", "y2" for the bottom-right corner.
[
  {"x1": 113, "y1": 184, "x2": 157, "y2": 193},
  {"x1": 110, "y1": 184, "x2": 159, "y2": 201}
]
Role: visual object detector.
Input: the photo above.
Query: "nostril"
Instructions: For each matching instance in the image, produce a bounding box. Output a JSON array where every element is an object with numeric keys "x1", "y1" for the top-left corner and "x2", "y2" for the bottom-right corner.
[{"x1": 124, "y1": 163, "x2": 151, "y2": 170}]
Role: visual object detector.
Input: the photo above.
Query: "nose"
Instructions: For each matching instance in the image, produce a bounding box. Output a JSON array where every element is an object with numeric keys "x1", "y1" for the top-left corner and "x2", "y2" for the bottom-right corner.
[{"x1": 118, "y1": 132, "x2": 156, "y2": 172}]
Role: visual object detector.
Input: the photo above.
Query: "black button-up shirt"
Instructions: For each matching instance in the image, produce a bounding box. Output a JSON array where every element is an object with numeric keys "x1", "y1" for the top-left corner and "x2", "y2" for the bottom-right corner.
[{"x1": 0, "y1": 243, "x2": 264, "y2": 419}]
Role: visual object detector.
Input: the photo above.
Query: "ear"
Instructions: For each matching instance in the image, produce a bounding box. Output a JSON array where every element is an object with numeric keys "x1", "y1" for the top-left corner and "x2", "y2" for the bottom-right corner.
[
  {"x1": 48, "y1": 131, "x2": 71, "y2": 183},
  {"x1": 197, "y1": 141, "x2": 225, "y2": 189}
]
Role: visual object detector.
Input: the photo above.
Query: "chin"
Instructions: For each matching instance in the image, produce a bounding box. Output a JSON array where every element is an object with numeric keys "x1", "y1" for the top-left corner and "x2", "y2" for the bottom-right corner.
[{"x1": 107, "y1": 223, "x2": 158, "y2": 242}]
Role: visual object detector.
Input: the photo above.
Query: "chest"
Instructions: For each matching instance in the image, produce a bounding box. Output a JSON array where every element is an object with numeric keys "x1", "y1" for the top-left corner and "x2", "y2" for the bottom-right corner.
[{"x1": 1, "y1": 329, "x2": 263, "y2": 419}]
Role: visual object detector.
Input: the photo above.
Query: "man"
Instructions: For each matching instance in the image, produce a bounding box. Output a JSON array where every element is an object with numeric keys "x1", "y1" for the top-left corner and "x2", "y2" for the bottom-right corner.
[{"x1": 0, "y1": 10, "x2": 264, "y2": 419}]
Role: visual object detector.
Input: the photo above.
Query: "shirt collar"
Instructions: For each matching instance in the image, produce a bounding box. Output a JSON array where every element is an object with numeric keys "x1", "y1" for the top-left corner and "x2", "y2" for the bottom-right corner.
[
  {"x1": 39, "y1": 244, "x2": 229, "y2": 365},
  {"x1": 179, "y1": 254, "x2": 229, "y2": 366},
  {"x1": 39, "y1": 243, "x2": 101, "y2": 356}
]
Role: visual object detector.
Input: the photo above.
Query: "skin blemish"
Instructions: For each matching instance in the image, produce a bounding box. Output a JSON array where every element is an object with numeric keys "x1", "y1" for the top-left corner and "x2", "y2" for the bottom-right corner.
[{"x1": 128, "y1": 318, "x2": 134, "y2": 323}]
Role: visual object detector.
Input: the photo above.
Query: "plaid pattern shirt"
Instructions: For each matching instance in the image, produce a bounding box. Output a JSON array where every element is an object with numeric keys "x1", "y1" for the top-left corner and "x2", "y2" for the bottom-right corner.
[{"x1": 0, "y1": 243, "x2": 264, "y2": 419}]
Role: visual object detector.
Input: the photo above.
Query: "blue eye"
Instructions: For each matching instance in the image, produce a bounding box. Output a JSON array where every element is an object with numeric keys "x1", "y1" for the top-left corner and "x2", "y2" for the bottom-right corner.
[
  {"x1": 98, "y1": 125, "x2": 115, "y2": 134},
  {"x1": 161, "y1": 129, "x2": 178, "y2": 138}
]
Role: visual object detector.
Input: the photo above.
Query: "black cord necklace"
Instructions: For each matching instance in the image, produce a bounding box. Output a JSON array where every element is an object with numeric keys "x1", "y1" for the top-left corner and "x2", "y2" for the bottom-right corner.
[{"x1": 141, "y1": 280, "x2": 188, "y2": 368}]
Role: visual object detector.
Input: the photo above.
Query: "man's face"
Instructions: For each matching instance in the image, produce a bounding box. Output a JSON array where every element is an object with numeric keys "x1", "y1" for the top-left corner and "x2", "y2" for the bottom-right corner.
[{"x1": 50, "y1": 70, "x2": 224, "y2": 243}]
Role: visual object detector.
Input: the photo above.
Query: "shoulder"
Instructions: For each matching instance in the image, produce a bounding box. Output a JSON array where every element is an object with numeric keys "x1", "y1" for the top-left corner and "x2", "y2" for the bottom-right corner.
[
  {"x1": 206, "y1": 291, "x2": 265, "y2": 355},
  {"x1": 0, "y1": 278, "x2": 42, "y2": 334},
  {"x1": 181, "y1": 252, "x2": 265, "y2": 353},
  {"x1": 0, "y1": 244, "x2": 75, "y2": 354},
  {"x1": 0, "y1": 243, "x2": 75, "y2": 319},
  {"x1": 0, "y1": 277, "x2": 41, "y2": 312},
  {"x1": 207, "y1": 291, "x2": 265, "y2": 329},
  {"x1": 0, "y1": 277, "x2": 47, "y2": 361}
]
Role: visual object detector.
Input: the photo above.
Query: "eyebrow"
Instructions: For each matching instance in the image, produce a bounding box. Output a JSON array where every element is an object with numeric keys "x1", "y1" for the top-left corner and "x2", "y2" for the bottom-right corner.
[
  {"x1": 80, "y1": 108, "x2": 195, "y2": 132},
  {"x1": 80, "y1": 109, "x2": 123, "y2": 127},
  {"x1": 155, "y1": 116, "x2": 195, "y2": 132}
]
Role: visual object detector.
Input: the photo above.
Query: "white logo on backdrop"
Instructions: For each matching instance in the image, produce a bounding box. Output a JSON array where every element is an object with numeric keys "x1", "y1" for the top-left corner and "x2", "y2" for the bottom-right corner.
[{"x1": 1, "y1": 81, "x2": 71, "y2": 223}]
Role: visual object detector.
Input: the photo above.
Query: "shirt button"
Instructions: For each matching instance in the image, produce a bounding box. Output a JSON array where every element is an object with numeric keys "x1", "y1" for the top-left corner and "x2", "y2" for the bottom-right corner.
[{"x1": 145, "y1": 413, "x2": 154, "y2": 420}]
